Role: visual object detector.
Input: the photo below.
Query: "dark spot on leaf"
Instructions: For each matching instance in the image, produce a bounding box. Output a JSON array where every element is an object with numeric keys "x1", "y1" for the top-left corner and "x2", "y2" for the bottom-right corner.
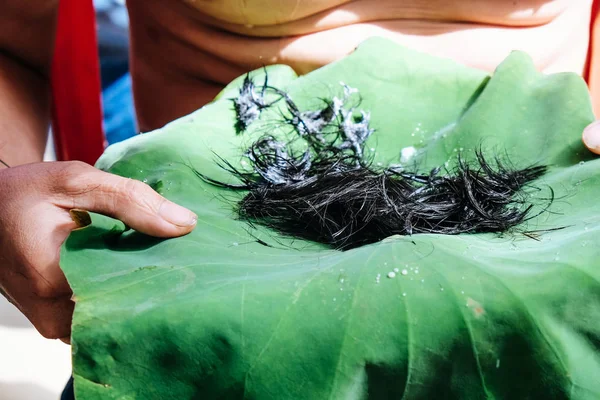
[{"x1": 135, "y1": 266, "x2": 158, "y2": 272}]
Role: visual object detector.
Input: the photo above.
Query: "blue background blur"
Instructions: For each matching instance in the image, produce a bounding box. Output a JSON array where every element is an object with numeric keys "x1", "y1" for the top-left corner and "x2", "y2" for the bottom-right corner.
[{"x1": 95, "y1": 0, "x2": 136, "y2": 145}]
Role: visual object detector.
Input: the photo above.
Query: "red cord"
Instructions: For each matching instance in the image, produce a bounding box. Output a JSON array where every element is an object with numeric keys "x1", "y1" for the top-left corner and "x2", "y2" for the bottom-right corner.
[
  {"x1": 50, "y1": 0, "x2": 105, "y2": 164},
  {"x1": 583, "y1": 0, "x2": 600, "y2": 84}
]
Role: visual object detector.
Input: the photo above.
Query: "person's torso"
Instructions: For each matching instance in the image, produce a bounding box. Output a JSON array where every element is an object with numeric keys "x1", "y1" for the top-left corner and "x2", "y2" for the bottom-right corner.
[{"x1": 127, "y1": 0, "x2": 593, "y2": 131}]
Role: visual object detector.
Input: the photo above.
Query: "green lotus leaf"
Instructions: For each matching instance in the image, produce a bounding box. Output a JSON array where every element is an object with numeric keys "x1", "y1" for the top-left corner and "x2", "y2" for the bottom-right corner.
[{"x1": 61, "y1": 37, "x2": 600, "y2": 399}]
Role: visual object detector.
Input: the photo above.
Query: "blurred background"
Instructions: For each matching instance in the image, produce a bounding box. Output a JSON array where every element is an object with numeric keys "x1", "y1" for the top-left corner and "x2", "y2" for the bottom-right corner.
[
  {"x1": 94, "y1": 0, "x2": 136, "y2": 146},
  {"x1": 0, "y1": 1, "x2": 132, "y2": 399}
]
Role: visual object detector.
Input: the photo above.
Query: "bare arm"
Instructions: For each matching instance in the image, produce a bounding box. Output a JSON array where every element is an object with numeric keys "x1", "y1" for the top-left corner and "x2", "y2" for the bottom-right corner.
[{"x1": 0, "y1": 0, "x2": 58, "y2": 166}]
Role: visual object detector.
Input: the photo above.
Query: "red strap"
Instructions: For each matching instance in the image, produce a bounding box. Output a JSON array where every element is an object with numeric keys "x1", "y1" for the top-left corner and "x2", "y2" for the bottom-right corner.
[
  {"x1": 50, "y1": 0, "x2": 105, "y2": 164},
  {"x1": 584, "y1": 0, "x2": 600, "y2": 84}
]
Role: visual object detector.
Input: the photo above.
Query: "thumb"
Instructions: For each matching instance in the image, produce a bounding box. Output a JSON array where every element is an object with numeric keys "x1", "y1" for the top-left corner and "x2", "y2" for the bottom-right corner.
[
  {"x1": 583, "y1": 120, "x2": 600, "y2": 155},
  {"x1": 54, "y1": 162, "x2": 197, "y2": 238}
]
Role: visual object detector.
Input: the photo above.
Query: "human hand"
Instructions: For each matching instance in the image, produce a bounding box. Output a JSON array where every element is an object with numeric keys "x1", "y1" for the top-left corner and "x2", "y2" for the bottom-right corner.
[
  {"x1": 0, "y1": 161, "x2": 197, "y2": 342},
  {"x1": 583, "y1": 120, "x2": 600, "y2": 155}
]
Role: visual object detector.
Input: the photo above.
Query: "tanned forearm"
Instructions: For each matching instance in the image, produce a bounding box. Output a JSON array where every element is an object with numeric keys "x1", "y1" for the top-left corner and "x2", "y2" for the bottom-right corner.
[
  {"x1": 0, "y1": 53, "x2": 51, "y2": 166},
  {"x1": 0, "y1": 0, "x2": 58, "y2": 168}
]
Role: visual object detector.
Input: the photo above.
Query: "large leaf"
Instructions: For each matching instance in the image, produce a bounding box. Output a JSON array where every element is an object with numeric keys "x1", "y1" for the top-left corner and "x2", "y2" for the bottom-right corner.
[{"x1": 61, "y1": 38, "x2": 600, "y2": 399}]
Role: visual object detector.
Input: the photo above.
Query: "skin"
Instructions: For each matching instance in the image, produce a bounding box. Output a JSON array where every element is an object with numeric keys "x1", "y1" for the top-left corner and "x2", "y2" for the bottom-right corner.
[
  {"x1": 0, "y1": 1, "x2": 197, "y2": 342},
  {"x1": 0, "y1": 0, "x2": 599, "y2": 342}
]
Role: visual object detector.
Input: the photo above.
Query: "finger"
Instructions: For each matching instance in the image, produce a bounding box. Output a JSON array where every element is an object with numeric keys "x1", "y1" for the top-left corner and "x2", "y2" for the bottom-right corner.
[
  {"x1": 52, "y1": 162, "x2": 197, "y2": 238},
  {"x1": 7, "y1": 202, "x2": 78, "y2": 297},
  {"x1": 27, "y1": 295, "x2": 74, "y2": 340},
  {"x1": 2, "y1": 267, "x2": 74, "y2": 339},
  {"x1": 29, "y1": 296, "x2": 74, "y2": 340},
  {"x1": 582, "y1": 120, "x2": 600, "y2": 155}
]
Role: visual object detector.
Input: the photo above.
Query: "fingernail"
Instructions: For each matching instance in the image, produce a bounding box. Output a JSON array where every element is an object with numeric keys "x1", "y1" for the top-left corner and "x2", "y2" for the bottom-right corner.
[
  {"x1": 158, "y1": 201, "x2": 198, "y2": 227},
  {"x1": 69, "y1": 209, "x2": 92, "y2": 228},
  {"x1": 583, "y1": 120, "x2": 600, "y2": 155}
]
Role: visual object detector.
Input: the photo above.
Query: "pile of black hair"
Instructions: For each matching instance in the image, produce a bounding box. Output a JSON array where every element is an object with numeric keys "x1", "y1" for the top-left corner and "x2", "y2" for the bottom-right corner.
[{"x1": 207, "y1": 75, "x2": 550, "y2": 250}]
